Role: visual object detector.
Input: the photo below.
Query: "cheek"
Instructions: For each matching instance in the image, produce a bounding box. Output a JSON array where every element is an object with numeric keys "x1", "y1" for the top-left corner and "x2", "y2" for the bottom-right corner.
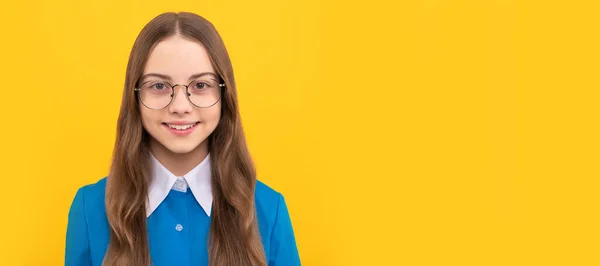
[
  {"x1": 140, "y1": 109, "x2": 149, "y2": 129},
  {"x1": 140, "y1": 107, "x2": 161, "y2": 131},
  {"x1": 212, "y1": 103, "x2": 222, "y2": 122},
  {"x1": 201, "y1": 103, "x2": 222, "y2": 124}
]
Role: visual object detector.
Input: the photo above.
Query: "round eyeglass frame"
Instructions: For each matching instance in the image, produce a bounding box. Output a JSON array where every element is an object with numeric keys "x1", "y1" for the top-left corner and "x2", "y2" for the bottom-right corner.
[{"x1": 134, "y1": 80, "x2": 226, "y2": 110}]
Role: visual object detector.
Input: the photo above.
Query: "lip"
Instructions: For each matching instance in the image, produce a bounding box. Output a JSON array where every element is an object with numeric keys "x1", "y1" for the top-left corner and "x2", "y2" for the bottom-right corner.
[
  {"x1": 162, "y1": 122, "x2": 200, "y2": 136},
  {"x1": 165, "y1": 121, "x2": 198, "y2": 125}
]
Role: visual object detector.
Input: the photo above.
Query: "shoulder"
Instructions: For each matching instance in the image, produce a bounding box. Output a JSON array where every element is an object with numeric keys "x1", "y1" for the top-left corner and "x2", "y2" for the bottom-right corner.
[
  {"x1": 67, "y1": 177, "x2": 109, "y2": 234},
  {"x1": 76, "y1": 177, "x2": 107, "y2": 199},
  {"x1": 66, "y1": 178, "x2": 109, "y2": 265},
  {"x1": 254, "y1": 180, "x2": 285, "y2": 223},
  {"x1": 69, "y1": 177, "x2": 107, "y2": 215},
  {"x1": 254, "y1": 179, "x2": 296, "y2": 231},
  {"x1": 255, "y1": 180, "x2": 282, "y2": 203},
  {"x1": 254, "y1": 180, "x2": 300, "y2": 264}
]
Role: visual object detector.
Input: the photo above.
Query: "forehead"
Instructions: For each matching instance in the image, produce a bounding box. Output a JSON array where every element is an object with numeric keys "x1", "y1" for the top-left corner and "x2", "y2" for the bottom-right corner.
[{"x1": 143, "y1": 35, "x2": 215, "y2": 80}]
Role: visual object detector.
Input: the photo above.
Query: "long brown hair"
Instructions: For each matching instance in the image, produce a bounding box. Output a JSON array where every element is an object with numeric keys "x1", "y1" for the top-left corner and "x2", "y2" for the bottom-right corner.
[{"x1": 104, "y1": 12, "x2": 266, "y2": 266}]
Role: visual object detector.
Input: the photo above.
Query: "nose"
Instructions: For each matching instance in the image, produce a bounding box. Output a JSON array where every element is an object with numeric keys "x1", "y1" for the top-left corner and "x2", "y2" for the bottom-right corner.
[{"x1": 168, "y1": 85, "x2": 193, "y2": 114}]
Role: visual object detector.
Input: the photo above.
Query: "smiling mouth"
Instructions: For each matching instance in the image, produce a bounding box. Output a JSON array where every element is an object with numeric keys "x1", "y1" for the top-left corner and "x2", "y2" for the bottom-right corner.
[{"x1": 162, "y1": 122, "x2": 200, "y2": 131}]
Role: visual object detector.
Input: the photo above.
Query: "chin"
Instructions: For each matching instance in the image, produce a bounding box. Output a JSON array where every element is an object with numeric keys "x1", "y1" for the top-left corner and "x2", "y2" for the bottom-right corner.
[
  {"x1": 163, "y1": 142, "x2": 204, "y2": 154},
  {"x1": 147, "y1": 127, "x2": 213, "y2": 156}
]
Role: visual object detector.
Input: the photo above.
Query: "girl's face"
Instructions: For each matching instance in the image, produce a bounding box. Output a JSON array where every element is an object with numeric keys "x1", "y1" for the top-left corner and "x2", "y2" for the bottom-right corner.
[{"x1": 140, "y1": 35, "x2": 222, "y2": 155}]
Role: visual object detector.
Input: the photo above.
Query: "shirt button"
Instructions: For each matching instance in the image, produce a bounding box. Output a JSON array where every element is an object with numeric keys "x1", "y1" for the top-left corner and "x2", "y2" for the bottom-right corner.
[{"x1": 175, "y1": 224, "x2": 183, "y2": 232}]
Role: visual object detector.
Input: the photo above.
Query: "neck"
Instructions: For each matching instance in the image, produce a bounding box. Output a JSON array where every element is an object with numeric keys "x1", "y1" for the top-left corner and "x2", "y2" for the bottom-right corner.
[{"x1": 149, "y1": 139, "x2": 209, "y2": 176}]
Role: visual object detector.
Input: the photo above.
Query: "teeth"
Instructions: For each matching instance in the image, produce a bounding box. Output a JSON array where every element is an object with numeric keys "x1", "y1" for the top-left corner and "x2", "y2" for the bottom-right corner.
[{"x1": 167, "y1": 123, "x2": 195, "y2": 130}]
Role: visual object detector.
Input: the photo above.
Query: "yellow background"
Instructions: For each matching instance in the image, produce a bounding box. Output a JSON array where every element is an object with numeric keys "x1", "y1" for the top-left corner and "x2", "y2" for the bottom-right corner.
[{"x1": 0, "y1": 0, "x2": 599, "y2": 265}]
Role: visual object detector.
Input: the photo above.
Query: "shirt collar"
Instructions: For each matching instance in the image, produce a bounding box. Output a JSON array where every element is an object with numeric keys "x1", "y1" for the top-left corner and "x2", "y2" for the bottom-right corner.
[{"x1": 147, "y1": 152, "x2": 213, "y2": 217}]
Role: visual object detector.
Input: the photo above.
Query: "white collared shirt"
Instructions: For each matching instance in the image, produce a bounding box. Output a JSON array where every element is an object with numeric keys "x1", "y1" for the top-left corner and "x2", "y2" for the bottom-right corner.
[{"x1": 147, "y1": 153, "x2": 213, "y2": 217}]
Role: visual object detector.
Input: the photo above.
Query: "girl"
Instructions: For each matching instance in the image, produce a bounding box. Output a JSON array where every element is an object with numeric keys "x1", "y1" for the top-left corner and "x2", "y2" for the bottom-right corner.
[{"x1": 65, "y1": 12, "x2": 300, "y2": 266}]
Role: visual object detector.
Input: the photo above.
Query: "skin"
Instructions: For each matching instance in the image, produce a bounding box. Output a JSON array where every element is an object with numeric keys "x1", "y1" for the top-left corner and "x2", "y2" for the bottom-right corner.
[{"x1": 140, "y1": 35, "x2": 222, "y2": 176}]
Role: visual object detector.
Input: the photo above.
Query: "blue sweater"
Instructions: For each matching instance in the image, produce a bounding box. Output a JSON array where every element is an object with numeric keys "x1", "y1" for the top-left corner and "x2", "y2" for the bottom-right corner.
[{"x1": 65, "y1": 178, "x2": 301, "y2": 265}]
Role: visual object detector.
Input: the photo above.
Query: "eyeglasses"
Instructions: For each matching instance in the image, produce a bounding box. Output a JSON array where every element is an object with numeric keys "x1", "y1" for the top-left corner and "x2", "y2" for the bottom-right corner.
[{"x1": 134, "y1": 79, "x2": 225, "y2": 110}]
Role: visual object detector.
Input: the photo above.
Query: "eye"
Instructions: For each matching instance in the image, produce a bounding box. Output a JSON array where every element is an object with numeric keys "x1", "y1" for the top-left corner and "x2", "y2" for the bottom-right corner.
[
  {"x1": 151, "y1": 82, "x2": 167, "y2": 90},
  {"x1": 142, "y1": 81, "x2": 169, "y2": 91},
  {"x1": 193, "y1": 81, "x2": 208, "y2": 90}
]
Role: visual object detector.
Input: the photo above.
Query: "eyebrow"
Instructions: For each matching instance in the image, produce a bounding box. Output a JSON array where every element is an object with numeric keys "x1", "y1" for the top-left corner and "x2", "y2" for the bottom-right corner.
[{"x1": 140, "y1": 72, "x2": 219, "y2": 82}]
